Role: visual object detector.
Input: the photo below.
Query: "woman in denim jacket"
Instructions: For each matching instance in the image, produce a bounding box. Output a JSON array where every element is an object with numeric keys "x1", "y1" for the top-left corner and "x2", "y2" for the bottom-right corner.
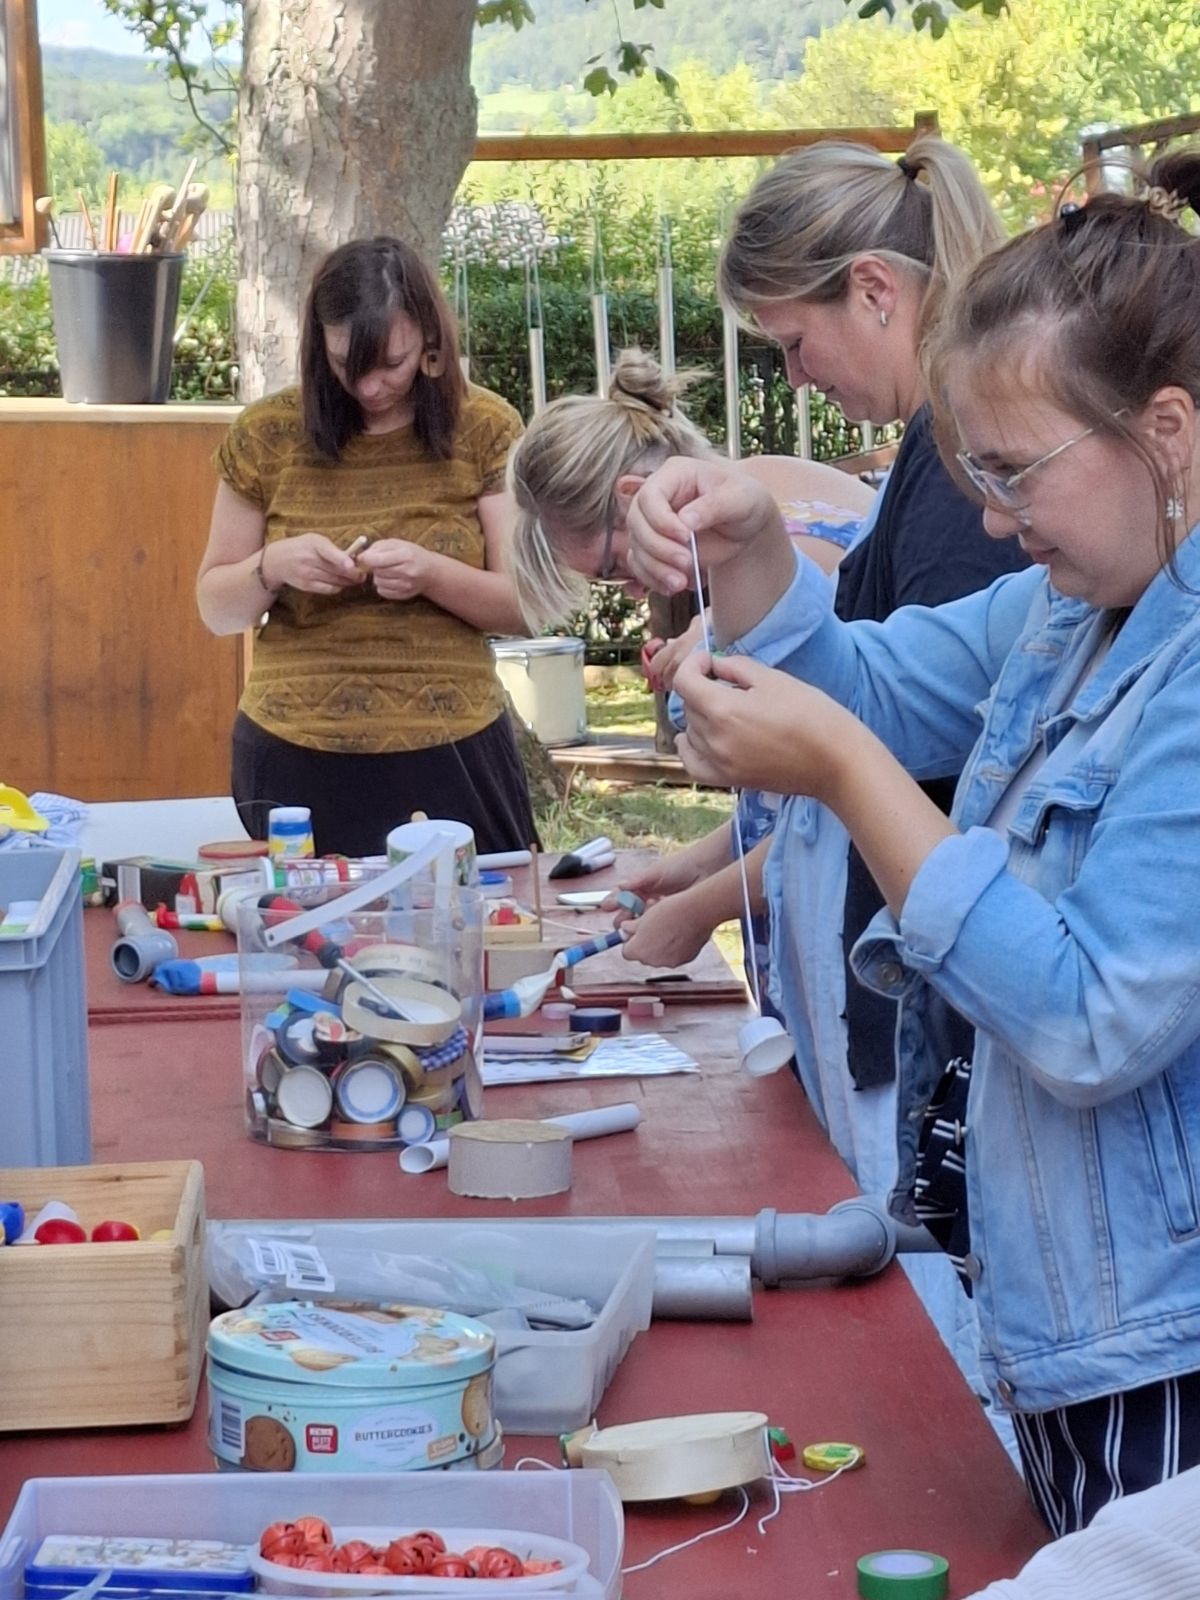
[{"x1": 626, "y1": 151, "x2": 1200, "y2": 1537}]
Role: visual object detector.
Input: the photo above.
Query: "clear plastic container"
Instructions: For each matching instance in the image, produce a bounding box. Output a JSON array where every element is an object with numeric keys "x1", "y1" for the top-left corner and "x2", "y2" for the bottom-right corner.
[
  {"x1": 0, "y1": 1472, "x2": 624, "y2": 1600},
  {"x1": 236, "y1": 885, "x2": 484, "y2": 1155}
]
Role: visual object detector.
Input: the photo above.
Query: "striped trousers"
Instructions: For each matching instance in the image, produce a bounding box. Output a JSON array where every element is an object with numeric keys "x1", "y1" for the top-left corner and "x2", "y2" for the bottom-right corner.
[{"x1": 1012, "y1": 1370, "x2": 1200, "y2": 1535}]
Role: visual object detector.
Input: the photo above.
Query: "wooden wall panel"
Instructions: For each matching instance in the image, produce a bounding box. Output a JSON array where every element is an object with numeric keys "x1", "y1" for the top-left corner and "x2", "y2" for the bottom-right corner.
[{"x1": 0, "y1": 402, "x2": 243, "y2": 800}]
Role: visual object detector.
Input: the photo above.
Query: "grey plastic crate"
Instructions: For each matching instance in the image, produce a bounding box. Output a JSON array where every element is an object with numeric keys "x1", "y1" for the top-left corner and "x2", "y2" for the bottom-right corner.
[{"x1": 0, "y1": 848, "x2": 90, "y2": 1166}]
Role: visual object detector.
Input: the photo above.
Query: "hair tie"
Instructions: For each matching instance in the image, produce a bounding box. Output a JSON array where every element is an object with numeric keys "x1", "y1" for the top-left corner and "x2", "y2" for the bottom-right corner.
[
  {"x1": 896, "y1": 156, "x2": 917, "y2": 180},
  {"x1": 1059, "y1": 201, "x2": 1088, "y2": 235},
  {"x1": 1145, "y1": 185, "x2": 1188, "y2": 223}
]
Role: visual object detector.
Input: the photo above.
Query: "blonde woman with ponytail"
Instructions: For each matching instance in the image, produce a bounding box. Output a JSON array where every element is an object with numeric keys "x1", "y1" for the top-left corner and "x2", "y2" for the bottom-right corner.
[{"x1": 507, "y1": 347, "x2": 875, "y2": 982}]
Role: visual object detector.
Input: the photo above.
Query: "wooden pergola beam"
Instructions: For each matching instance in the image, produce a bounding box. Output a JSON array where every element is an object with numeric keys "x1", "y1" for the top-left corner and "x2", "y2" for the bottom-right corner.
[{"x1": 472, "y1": 111, "x2": 939, "y2": 165}]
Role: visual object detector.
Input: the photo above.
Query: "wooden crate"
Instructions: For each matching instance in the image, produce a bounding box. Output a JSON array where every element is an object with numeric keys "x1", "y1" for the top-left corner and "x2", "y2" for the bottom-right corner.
[{"x1": 0, "y1": 1160, "x2": 207, "y2": 1431}]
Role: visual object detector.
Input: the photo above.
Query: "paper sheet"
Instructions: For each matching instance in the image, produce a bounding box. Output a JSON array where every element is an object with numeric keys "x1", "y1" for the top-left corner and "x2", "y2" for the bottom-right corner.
[{"x1": 480, "y1": 1032, "x2": 699, "y2": 1085}]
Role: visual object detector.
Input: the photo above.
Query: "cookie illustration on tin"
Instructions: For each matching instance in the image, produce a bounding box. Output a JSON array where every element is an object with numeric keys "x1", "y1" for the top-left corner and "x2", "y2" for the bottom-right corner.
[
  {"x1": 241, "y1": 1413, "x2": 296, "y2": 1471},
  {"x1": 461, "y1": 1372, "x2": 492, "y2": 1438},
  {"x1": 287, "y1": 1345, "x2": 357, "y2": 1372}
]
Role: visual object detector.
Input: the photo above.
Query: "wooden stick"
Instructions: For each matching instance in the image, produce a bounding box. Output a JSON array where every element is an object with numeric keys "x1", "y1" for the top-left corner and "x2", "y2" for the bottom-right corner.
[
  {"x1": 102, "y1": 171, "x2": 119, "y2": 251},
  {"x1": 158, "y1": 158, "x2": 198, "y2": 251},
  {"x1": 76, "y1": 190, "x2": 99, "y2": 251},
  {"x1": 530, "y1": 843, "x2": 544, "y2": 941},
  {"x1": 173, "y1": 214, "x2": 197, "y2": 251}
]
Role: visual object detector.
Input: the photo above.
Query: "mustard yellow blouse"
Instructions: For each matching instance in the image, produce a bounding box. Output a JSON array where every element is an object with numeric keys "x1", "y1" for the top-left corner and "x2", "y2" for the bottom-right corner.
[{"x1": 214, "y1": 384, "x2": 523, "y2": 753}]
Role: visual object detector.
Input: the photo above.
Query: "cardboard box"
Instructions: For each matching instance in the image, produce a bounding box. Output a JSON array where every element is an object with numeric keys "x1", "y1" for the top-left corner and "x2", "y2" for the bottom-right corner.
[{"x1": 0, "y1": 1160, "x2": 207, "y2": 1431}]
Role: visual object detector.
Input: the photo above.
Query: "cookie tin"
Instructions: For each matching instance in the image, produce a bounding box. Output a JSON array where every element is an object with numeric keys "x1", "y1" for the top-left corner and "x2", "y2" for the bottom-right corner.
[{"x1": 206, "y1": 1300, "x2": 496, "y2": 1475}]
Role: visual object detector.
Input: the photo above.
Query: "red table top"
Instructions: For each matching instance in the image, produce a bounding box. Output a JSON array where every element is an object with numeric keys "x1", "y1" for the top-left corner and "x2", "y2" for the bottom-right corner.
[{"x1": 6, "y1": 858, "x2": 1048, "y2": 1597}]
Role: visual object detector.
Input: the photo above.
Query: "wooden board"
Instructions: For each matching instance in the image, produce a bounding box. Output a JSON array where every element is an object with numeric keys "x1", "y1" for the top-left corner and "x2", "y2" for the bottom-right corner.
[{"x1": 0, "y1": 404, "x2": 243, "y2": 799}]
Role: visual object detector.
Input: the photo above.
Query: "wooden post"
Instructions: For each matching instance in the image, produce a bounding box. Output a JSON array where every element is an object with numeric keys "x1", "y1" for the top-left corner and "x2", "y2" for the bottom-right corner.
[{"x1": 0, "y1": 0, "x2": 49, "y2": 255}]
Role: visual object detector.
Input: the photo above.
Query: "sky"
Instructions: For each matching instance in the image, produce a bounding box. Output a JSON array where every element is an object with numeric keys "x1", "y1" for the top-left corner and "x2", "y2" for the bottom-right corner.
[{"x1": 38, "y1": 0, "x2": 144, "y2": 54}]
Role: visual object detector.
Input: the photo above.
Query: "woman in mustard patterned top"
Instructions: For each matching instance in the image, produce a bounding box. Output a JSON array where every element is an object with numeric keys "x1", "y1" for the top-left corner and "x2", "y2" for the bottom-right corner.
[{"x1": 197, "y1": 237, "x2": 537, "y2": 857}]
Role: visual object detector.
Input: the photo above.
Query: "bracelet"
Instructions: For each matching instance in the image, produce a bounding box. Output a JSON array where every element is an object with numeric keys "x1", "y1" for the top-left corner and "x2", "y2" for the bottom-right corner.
[{"x1": 254, "y1": 544, "x2": 279, "y2": 596}]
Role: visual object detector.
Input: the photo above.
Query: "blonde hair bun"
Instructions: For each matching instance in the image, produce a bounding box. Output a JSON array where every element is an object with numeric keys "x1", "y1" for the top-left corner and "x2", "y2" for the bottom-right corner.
[{"x1": 608, "y1": 348, "x2": 703, "y2": 416}]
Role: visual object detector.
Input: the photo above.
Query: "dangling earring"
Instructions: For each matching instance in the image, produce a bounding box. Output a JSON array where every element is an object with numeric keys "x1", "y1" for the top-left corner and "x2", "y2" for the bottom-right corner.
[
  {"x1": 1167, "y1": 490, "x2": 1186, "y2": 523},
  {"x1": 879, "y1": 310, "x2": 889, "y2": 328},
  {"x1": 420, "y1": 348, "x2": 445, "y2": 378}
]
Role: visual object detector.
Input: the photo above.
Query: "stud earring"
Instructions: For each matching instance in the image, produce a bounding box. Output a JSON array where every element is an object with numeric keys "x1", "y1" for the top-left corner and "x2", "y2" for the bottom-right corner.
[{"x1": 879, "y1": 310, "x2": 889, "y2": 328}]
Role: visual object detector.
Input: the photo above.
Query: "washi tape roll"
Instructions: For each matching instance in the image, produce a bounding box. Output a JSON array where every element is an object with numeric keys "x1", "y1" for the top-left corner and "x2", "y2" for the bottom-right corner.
[
  {"x1": 274, "y1": 1064, "x2": 334, "y2": 1129},
  {"x1": 569, "y1": 1007, "x2": 622, "y2": 1035},
  {"x1": 342, "y1": 975, "x2": 462, "y2": 1047},
  {"x1": 329, "y1": 1116, "x2": 397, "y2": 1143},
  {"x1": 415, "y1": 1025, "x2": 471, "y2": 1073},
  {"x1": 312, "y1": 1010, "x2": 356, "y2": 1065},
  {"x1": 373, "y1": 1040, "x2": 424, "y2": 1091},
  {"x1": 332, "y1": 1055, "x2": 405, "y2": 1124},
  {"x1": 447, "y1": 1119, "x2": 573, "y2": 1199},
  {"x1": 398, "y1": 1103, "x2": 437, "y2": 1145},
  {"x1": 857, "y1": 1552, "x2": 949, "y2": 1600},
  {"x1": 577, "y1": 1411, "x2": 772, "y2": 1502}
]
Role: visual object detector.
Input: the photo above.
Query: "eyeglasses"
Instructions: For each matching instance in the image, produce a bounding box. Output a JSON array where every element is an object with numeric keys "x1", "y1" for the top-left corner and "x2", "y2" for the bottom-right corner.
[{"x1": 956, "y1": 424, "x2": 1098, "y2": 516}]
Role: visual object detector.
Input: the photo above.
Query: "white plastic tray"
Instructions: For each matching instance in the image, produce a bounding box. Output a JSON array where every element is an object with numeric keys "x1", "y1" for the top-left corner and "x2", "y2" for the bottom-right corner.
[
  {"x1": 209, "y1": 1220, "x2": 657, "y2": 1435},
  {"x1": 0, "y1": 1474, "x2": 622, "y2": 1600},
  {"x1": 251, "y1": 1523, "x2": 589, "y2": 1594}
]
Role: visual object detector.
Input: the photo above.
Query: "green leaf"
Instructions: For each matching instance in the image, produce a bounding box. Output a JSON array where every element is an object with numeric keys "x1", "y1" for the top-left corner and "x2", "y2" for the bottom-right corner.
[
  {"x1": 856, "y1": 0, "x2": 894, "y2": 17},
  {"x1": 583, "y1": 66, "x2": 618, "y2": 97}
]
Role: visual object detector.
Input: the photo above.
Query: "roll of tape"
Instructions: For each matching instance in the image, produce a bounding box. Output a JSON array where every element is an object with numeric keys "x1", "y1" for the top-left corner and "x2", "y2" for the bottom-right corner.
[
  {"x1": 266, "y1": 1116, "x2": 326, "y2": 1149},
  {"x1": 569, "y1": 1007, "x2": 622, "y2": 1035},
  {"x1": 275, "y1": 1010, "x2": 322, "y2": 1068},
  {"x1": 447, "y1": 1119, "x2": 572, "y2": 1200},
  {"x1": 342, "y1": 975, "x2": 462, "y2": 1047},
  {"x1": 329, "y1": 1116, "x2": 398, "y2": 1143},
  {"x1": 857, "y1": 1552, "x2": 949, "y2": 1600}
]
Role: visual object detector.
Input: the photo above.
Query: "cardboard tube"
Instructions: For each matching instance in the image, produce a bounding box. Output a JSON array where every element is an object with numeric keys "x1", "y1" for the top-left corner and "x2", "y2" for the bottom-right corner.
[{"x1": 399, "y1": 1100, "x2": 641, "y2": 1175}]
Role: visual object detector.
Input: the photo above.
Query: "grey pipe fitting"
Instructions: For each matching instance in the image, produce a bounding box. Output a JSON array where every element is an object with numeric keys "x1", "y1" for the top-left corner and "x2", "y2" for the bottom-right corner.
[
  {"x1": 652, "y1": 1254, "x2": 754, "y2": 1321},
  {"x1": 111, "y1": 902, "x2": 178, "y2": 983}
]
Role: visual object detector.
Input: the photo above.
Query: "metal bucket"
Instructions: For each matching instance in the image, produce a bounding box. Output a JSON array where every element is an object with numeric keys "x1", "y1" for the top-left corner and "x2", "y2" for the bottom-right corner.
[
  {"x1": 46, "y1": 250, "x2": 185, "y2": 403},
  {"x1": 491, "y1": 637, "x2": 588, "y2": 747}
]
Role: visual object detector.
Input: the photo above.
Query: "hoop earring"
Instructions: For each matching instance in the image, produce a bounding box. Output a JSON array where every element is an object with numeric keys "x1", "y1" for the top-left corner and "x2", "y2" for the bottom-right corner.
[
  {"x1": 420, "y1": 349, "x2": 445, "y2": 378},
  {"x1": 879, "y1": 310, "x2": 889, "y2": 328}
]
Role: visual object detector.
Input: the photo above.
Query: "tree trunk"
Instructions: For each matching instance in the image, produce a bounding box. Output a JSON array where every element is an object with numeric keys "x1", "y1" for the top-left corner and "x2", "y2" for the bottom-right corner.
[{"x1": 237, "y1": 0, "x2": 478, "y2": 398}]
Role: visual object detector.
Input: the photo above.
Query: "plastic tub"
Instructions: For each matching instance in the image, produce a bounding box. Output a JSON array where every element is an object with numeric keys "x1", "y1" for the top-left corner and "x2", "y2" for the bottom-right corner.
[
  {"x1": 0, "y1": 1473, "x2": 623, "y2": 1600},
  {"x1": 207, "y1": 1221, "x2": 657, "y2": 1435},
  {"x1": 236, "y1": 886, "x2": 484, "y2": 1154},
  {"x1": 0, "y1": 848, "x2": 89, "y2": 1166}
]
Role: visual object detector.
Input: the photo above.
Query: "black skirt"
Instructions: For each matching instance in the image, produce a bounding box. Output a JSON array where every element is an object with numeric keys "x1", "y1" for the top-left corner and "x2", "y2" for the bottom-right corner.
[{"x1": 231, "y1": 711, "x2": 539, "y2": 859}]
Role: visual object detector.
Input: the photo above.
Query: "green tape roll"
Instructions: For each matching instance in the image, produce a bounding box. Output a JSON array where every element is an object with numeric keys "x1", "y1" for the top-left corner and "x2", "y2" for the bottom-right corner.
[{"x1": 857, "y1": 1550, "x2": 949, "y2": 1600}]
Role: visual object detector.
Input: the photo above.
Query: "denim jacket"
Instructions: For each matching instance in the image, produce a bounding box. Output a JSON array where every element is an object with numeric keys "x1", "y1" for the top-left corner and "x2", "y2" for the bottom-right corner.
[{"x1": 740, "y1": 530, "x2": 1200, "y2": 1413}]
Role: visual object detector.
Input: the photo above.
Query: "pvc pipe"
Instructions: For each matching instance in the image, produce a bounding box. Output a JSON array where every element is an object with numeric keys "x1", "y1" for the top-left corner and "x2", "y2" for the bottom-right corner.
[
  {"x1": 400, "y1": 1100, "x2": 642, "y2": 1175},
  {"x1": 651, "y1": 1254, "x2": 754, "y2": 1321},
  {"x1": 657, "y1": 262, "x2": 676, "y2": 378},
  {"x1": 592, "y1": 292, "x2": 611, "y2": 397},
  {"x1": 528, "y1": 325, "x2": 547, "y2": 414},
  {"x1": 111, "y1": 901, "x2": 178, "y2": 982}
]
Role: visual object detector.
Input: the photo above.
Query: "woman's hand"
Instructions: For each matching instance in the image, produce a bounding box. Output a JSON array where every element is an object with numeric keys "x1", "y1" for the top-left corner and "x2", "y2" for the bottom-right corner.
[
  {"x1": 644, "y1": 614, "x2": 706, "y2": 693},
  {"x1": 357, "y1": 539, "x2": 434, "y2": 601},
  {"x1": 262, "y1": 534, "x2": 364, "y2": 595},
  {"x1": 674, "y1": 650, "x2": 864, "y2": 802},
  {"x1": 603, "y1": 854, "x2": 703, "y2": 928},
  {"x1": 620, "y1": 889, "x2": 715, "y2": 969},
  {"x1": 626, "y1": 457, "x2": 787, "y2": 594}
]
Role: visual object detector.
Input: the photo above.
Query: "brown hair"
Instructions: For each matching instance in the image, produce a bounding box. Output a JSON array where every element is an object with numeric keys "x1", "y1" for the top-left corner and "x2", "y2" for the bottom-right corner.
[
  {"x1": 926, "y1": 149, "x2": 1200, "y2": 571},
  {"x1": 507, "y1": 348, "x2": 711, "y2": 628},
  {"x1": 718, "y1": 134, "x2": 1004, "y2": 336},
  {"x1": 300, "y1": 236, "x2": 465, "y2": 461}
]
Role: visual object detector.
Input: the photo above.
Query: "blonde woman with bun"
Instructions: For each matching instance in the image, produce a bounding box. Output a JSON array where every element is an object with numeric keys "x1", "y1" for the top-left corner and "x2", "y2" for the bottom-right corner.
[{"x1": 508, "y1": 347, "x2": 877, "y2": 986}]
